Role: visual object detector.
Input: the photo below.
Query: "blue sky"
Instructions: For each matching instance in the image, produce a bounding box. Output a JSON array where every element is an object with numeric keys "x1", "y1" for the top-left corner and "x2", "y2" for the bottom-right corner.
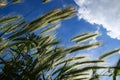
[{"x1": 0, "y1": 0, "x2": 120, "y2": 79}]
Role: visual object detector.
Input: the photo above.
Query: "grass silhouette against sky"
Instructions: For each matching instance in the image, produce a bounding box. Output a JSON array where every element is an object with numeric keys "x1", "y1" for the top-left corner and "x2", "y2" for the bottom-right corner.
[{"x1": 0, "y1": 0, "x2": 120, "y2": 79}]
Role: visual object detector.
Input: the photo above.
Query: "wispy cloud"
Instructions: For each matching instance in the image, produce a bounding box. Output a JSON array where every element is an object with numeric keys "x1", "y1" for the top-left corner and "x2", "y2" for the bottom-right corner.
[
  {"x1": 89, "y1": 27, "x2": 100, "y2": 44},
  {"x1": 74, "y1": 0, "x2": 120, "y2": 40}
]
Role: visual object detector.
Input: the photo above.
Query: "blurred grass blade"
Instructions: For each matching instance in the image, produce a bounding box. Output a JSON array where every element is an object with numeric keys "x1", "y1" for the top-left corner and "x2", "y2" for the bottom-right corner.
[
  {"x1": 0, "y1": 25, "x2": 12, "y2": 37},
  {"x1": 7, "y1": 21, "x2": 26, "y2": 33},
  {"x1": 28, "y1": 7, "x2": 76, "y2": 32},
  {"x1": 71, "y1": 32, "x2": 99, "y2": 43},
  {"x1": 55, "y1": 56, "x2": 85, "y2": 66},
  {"x1": 0, "y1": 23, "x2": 12, "y2": 31},
  {"x1": 66, "y1": 42, "x2": 100, "y2": 53},
  {"x1": 12, "y1": 0, "x2": 23, "y2": 4},
  {"x1": 52, "y1": 60, "x2": 104, "y2": 76},
  {"x1": 63, "y1": 73, "x2": 89, "y2": 78},
  {"x1": 113, "y1": 58, "x2": 120, "y2": 80},
  {"x1": 42, "y1": 0, "x2": 51, "y2": 4},
  {"x1": 65, "y1": 60, "x2": 104, "y2": 72},
  {"x1": 66, "y1": 77, "x2": 89, "y2": 80},
  {"x1": 41, "y1": 24, "x2": 60, "y2": 34},
  {"x1": 63, "y1": 66, "x2": 110, "y2": 76},
  {"x1": 70, "y1": 32, "x2": 89, "y2": 41},
  {"x1": 99, "y1": 48, "x2": 120, "y2": 59},
  {"x1": 8, "y1": 24, "x2": 28, "y2": 40},
  {"x1": 76, "y1": 33, "x2": 99, "y2": 43},
  {"x1": 0, "y1": 15, "x2": 21, "y2": 24},
  {"x1": 0, "y1": 0, "x2": 7, "y2": 7}
]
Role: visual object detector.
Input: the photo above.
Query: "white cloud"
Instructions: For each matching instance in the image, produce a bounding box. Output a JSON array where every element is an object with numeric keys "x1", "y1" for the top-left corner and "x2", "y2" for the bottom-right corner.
[{"x1": 74, "y1": 0, "x2": 120, "y2": 40}]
